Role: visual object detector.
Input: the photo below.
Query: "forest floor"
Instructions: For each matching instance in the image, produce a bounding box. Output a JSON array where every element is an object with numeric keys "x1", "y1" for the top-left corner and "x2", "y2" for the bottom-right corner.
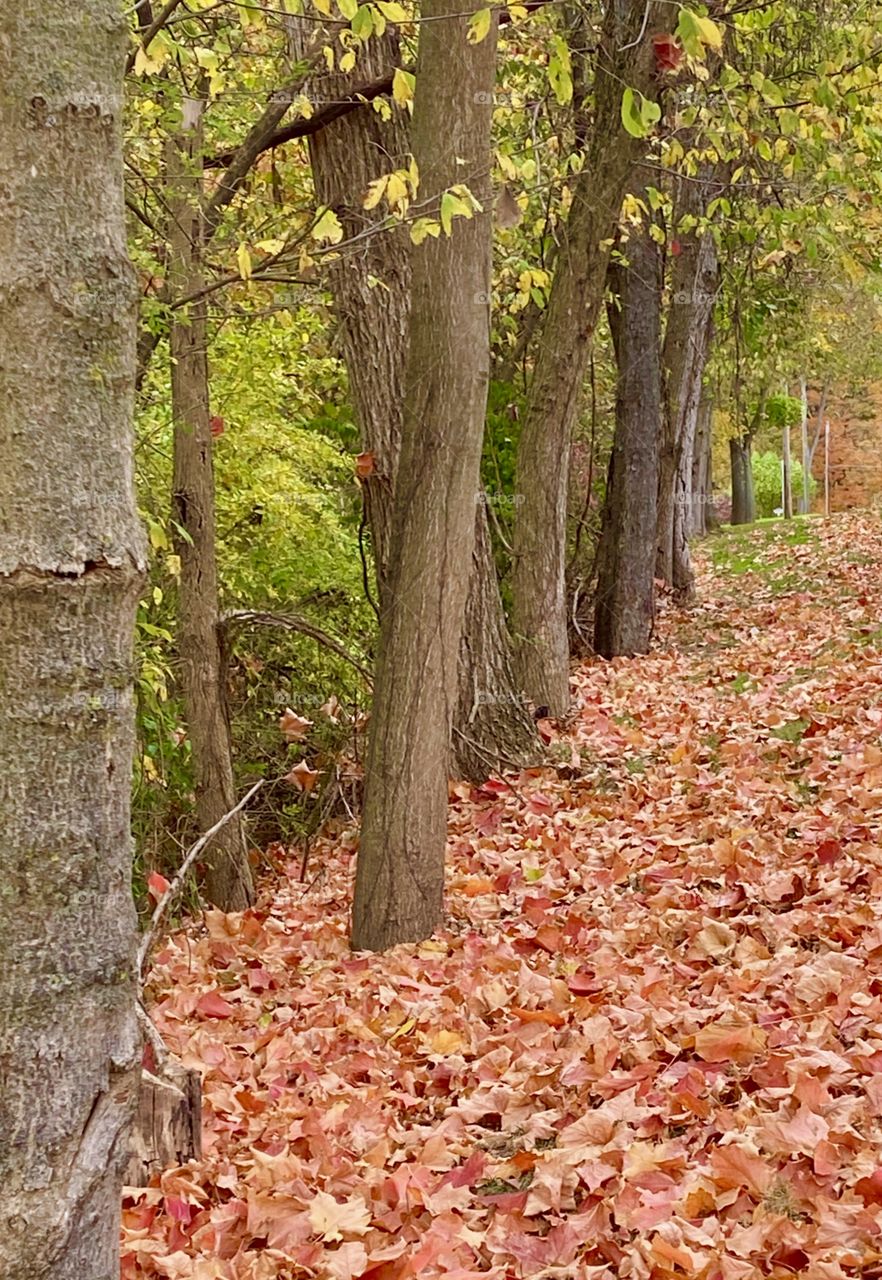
[{"x1": 125, "y1": 511, "x2": 882, "y2": 1280}]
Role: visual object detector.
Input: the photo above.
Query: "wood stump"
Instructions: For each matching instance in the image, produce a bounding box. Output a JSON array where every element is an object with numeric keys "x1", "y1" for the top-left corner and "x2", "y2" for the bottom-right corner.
[{"x1": 124, "y1": 1061, "x2": 202, "y2": 1186}]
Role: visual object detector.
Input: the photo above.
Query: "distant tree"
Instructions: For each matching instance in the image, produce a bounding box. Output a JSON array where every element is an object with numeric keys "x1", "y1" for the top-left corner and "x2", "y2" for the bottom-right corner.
[{"x1": 0, "y1": 3, "x2": 145, "y2": 1275}]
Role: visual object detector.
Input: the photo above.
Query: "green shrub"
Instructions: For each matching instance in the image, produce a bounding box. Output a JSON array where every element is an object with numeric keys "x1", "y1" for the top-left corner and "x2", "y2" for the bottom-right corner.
[{"x1": 752, "y1": 449, "x2": 817, "y2": 519}]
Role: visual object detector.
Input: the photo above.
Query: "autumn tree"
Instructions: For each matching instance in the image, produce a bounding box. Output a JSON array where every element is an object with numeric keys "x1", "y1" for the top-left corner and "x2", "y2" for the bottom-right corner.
[
  {"x1": 510, "y1": 0, "x2": 673, "y2": 715},
  {"x1": 288, "y1": 23, "x2": 536, "y2": 780},
  {"x1": 351, "y1": 0, "x2": 497, "y2": 950},
  {"x1": 593, "y1": 192, "x2": 663, "y2": 658},
  {"x1": 0, "y1": 3, "x2": 144, "y2": 1275}
]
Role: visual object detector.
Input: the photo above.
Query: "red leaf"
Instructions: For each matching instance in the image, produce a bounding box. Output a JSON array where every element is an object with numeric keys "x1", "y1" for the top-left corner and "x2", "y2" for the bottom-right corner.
[
  {"x1": 670, "y1": 239, "x2": 683, "y2": 257},
  {"x1": 196, "y1": 990, "x2": 235, "y2": 1019},
  {"x1": 816, "y1": 838, "x2": 842, "y2": 864},
  {"x1": 356, "y1": 450, "x2": 376, "y2": 478},
  {"x1": 653, "y1": 33, "x2": 684, "y2": 72},
  {"x1": 147, "y1": 870, "x2": 170, "y2": 903},
  {"x1": 209, "y1": 415, "x2": 225, "y2": 438},
  {"x1": 163, "y1": 1196, "x2": 195, "y2": 1224}
]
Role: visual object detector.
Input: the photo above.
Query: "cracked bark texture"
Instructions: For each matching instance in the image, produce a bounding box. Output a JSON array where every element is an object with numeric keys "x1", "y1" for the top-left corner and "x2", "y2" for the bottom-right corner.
[
  {"x1": 168, "y1": 106, "x2": 254, "y2": 911},
  {"x1": 287, "y1": 24, "x2": 536, "y2": 780},
  {"x1": 0, "y1": 4, "x2": 145, "y2": 1276},
  {"x1": 510, "y1": 0, "x2": 673, "y2": 715},
  {"x1": 351, "y1": 0, "x2": 497, "y2": 950},
  {"x1": 594, "y1": 209, "x2": 663, "y2": 659}
]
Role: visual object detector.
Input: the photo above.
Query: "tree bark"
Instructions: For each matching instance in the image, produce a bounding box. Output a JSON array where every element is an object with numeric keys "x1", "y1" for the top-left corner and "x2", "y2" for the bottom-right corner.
[
  {"x1": 352, "y1": 0, "x2": 497, "y2": 951},
  {"x1": 657, "y1": 177, "x2": 719, "y2": 595},
  {"x1": 290, "y1": 24, "x2": 536, "y2": 778},
  {"x1": 511, "y1": 0, "x2": 673, "y2": 715},
  {"x1": 782, "y1": 413, "x2": 793, "y2": 518},
  {"x1": 729, "y1": 434, "x2": 755, "y2": 524},
  {"x1": 0, "y1": 5, "x2": 145, "y2": 1276},
  {"x1": 168, "y1": 103, "x2": 253, "y2": 911},
  {"x1": 593, "y1": 214, "x2": 663, "y2": 659},
  {"x1": 690, "y1": 392, "x2": 714, "y2": 535}
]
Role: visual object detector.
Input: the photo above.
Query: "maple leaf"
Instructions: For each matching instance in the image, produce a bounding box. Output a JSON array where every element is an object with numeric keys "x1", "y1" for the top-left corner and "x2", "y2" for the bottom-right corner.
[
  {"x1": 693, "y1": 1019, "x2": 767, "y2": 1064},
  {"x1": 279, "y1": 707, "x2": 313, "y2": 742},
  {"x1": 307, "y1": 1191, "x2": 371, "y2": 1242}
]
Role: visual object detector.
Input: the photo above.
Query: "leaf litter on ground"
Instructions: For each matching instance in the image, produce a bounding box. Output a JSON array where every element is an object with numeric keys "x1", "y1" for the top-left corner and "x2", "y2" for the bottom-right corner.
[{"x1": 124, "y1": 512, "x2": 882, "y2": 1280}]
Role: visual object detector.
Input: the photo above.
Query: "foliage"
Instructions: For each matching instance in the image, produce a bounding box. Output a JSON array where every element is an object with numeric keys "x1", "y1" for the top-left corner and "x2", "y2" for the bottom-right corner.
[{"x1": 752, "y1": 449, "x2": 816, "y2": 518}]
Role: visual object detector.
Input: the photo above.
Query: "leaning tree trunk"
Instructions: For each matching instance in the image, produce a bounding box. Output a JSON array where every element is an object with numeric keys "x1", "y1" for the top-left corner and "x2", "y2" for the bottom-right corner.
[
  {"x1": 290, "y1": 23, "x2": 535, "y2": 778},
  {"x1": 593, "y1": 210, "x2": 663, "y2": 659},
  {"x1": 510, "y1": 0, "x2": 673, "y2": 715},
  {"x1": 167, "y1": 104, "x2": 253, "y2": 911},
  {"x1": 0, "y1": 4, "x2": 145, "y2": 1276},
  {"x1": 730, "y1": 434, "x2": 755, "y2": 525},
  {"x1": 352, "y1": 0, "x2": 497, "y2": 951}
]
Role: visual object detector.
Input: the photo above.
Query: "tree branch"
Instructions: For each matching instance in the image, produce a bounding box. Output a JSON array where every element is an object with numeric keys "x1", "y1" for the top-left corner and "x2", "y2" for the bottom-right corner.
[
  {"x1": 126, "y1": 0, "x2": 185, "y2": 74},
  {"x1": 137, "y1": 779, "x2": 264, "y2": 975},
  {"x1": 222, "y1": 609, "x2": 373, "y2": 682},
  {"x1": 203, "y1": 74, "x2": 395, "y2": 170}
]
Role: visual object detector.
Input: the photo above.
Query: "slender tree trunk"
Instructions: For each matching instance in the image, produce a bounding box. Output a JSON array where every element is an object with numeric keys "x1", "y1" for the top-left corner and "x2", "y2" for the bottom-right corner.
[
  {"x1": 799, "y1": 375, "x2": 809, "y2": 513},
  {"x1": 167, "y1": 103, "x2": 253, "y2": 911},
  {"x1": 0, "y1": 5, "x2": 145, "y2": 1275},
  {"x1": 352, "y1": 0, "x2": 497, "y2": 951},
  {"x1": 594, "y1": 215, "x2": 662, "y2": 659},
  {"x1": 511, "y1": 0, "x2": 672, "y2": 714},
  {"x1": 782, "y1": 414, "x2": 793, "y2": 518},
  {"x1": 690, "y1": 393, "x2": 714, "y2": 535},
  {"x1": 291, "y1": 24, "x2": 535, "y2": 778},
  {"x1": 729, "y1": 435, "x2": 755, "y2": 525},
  {"x1": 658, "y1": 176, "x2": 719, "y2": 593}
]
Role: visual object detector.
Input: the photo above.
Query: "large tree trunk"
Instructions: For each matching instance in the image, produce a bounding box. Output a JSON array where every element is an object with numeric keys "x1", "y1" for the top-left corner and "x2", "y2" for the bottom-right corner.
[
  {"x1": 510, "y1": 0, "x2": 672, "y2": 715},
  {"x1": 593, "y1": 212, "x2": 663, "y2": 659},
  {"x1": 730, "y1": 435, "x2": 755, "y2": 525},
  {"x1": 0, "y1": 4, "x2": 145, "y2": 1275},
  {"x1": 292, "y1": 25, "x2": 535, "y2": 778},
  {"x1": 352, "y1": 0, "x2": 497, "y2": 951},
  {"x1": 168, "y1": 104, "x2": 253, "y2": 911}
]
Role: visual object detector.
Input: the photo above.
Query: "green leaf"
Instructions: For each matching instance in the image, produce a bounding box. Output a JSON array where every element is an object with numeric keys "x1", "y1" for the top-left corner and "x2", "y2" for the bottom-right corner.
[
  {"x1": 337, "y1": 0, "x2": 358, "y2": 19},
  {"x1": 621, "y1": 87, "x2": 644, "y2": 138},
  {"x1": 440, "y1": 190, "x2": 472, "y2": 235}
]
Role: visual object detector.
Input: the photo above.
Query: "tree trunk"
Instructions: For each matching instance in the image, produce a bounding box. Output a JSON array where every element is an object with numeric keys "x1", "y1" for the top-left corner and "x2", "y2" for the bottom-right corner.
[
  {"x1": 799, "y1": 375, "x2": 809, "y2": 513},
  {"x1": 690, "y1": 393, "x2": 714, "y2": 535},
  {"x1": 511, "y1": 0, "x2": 673, "y2": 715},
  {"x1": 291, "y1": 24, "x2": 535, "y2": 778},
  {"x1": 593, "y1": 215, "x2": 662, "y2": 659},
  {"x1": 658, "y1": 177, "x2": 719, "y2": 594},
  {"x1": 783, "y1": 414, "x2": 793, "y2": 518},
  {"x1": 168, "y1": 103, "x2": 253, "y2": 911},
  {"x1": 0, "y1": 5, "x2": 145, "y2": 1276},
  {"x1": 730, "y1": 435, "x2": 755, "y2": 524},
  {"x1": 352, "y1": 0, "x2": 497, "y2": 951}
]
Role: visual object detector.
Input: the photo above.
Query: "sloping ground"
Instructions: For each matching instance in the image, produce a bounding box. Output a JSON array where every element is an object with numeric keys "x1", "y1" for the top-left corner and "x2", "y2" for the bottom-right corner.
[{"x1": 125, "y1": 512, "x2": 882, "y2": 1280}]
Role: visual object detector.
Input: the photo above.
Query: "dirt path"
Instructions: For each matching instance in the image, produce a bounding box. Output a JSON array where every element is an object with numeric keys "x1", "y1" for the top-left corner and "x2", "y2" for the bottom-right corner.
[{"x1": 126, "y1": 513, "x2": 882, "y2": 1280}]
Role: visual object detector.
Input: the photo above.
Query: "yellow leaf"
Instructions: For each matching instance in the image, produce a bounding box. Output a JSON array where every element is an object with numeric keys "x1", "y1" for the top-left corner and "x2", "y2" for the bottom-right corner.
[
  {"x1": 695, "y1": 15, "x2": 723, "y2": 51},
  {"x1": 376, "y1": 0, "x2": 409, "y2": 18},
  {"x1": 340, "y1": 50, "x2": 356, "y2": 73},
  {"x1": 236, "y1": 242, "x2": 252, "y2": 280},
  {"x1": 385, "y1": 171, "x2": 409, "y2": 207},
  {"x1": 388, "y1": 1017, "x2": 416, "y2": 1041},
  {"x1": 308, "y1": 1190, "x2": 371, "y2": 1242},
  {"x1": 410, "y1": 217, "x2": 440, "y2": 245},
  {"x1": 467, "y1": 6, "x2": 491, "y2": 43},
  {"x1": 312, "y1": 208, "x2": 344, "y2": 244},
  {"x1": 392, "y1": 67, "x2": 414, "y2": 106},
  {"x1": 363, "y1": 175, "x2": 388, "y2": 210},
  {"x1": 430, "y1": 1029, "x2": 466, "y2": 1054}
]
